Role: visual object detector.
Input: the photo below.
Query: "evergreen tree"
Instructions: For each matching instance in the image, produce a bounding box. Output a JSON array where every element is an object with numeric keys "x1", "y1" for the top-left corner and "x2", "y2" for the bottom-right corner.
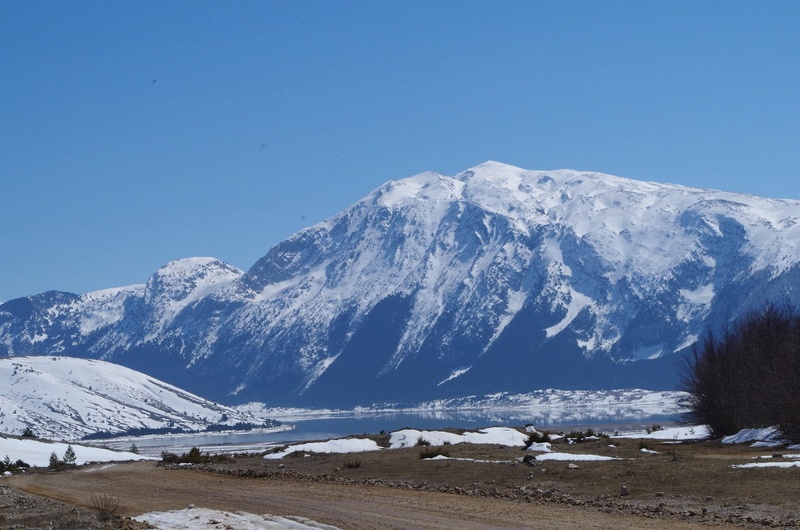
[{"x1": 63, "y1": 445, "x2": 77, "y2": 466}]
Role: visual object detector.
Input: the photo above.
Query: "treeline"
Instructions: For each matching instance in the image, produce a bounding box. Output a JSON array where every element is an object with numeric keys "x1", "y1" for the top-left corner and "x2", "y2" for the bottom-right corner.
[
  {"x1": 82, "y1": 420, "x2": 280, "y2": 441},
  {"x1": 682, "y1": 304, "x2": 800, "y2": 441},
  {"x1": 83, "y1": 426, "x2": 185, "y2": 440}
]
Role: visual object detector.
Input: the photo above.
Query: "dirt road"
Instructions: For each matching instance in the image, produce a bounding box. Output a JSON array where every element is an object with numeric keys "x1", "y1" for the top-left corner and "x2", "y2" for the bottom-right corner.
[{"x1": 7, "y1": 461, "x2": 718, "y2": 529}]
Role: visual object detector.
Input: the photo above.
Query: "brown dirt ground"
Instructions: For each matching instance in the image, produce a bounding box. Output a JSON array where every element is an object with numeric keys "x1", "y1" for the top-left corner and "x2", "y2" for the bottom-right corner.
[{"x1": 4, "y1": 434, "x2": 800, "y2": 529}]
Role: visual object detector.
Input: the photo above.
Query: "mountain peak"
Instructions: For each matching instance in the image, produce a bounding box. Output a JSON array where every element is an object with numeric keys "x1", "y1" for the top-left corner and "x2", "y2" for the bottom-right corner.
[
  {"x1": 369, "y1": 171, "x2": 461, "y2": 209},
  {"x1": 459, "y1": 160, "x2": 526, "y2": 176},
  {"x1": 3, "y1": 163, "x2": 800, "y2": 407},
  {"x1": 143, "y1": 257, "x2": 243, "y2": 328},
  {"x1": 145, "y1": 258, "x2": 243, "y2": 300}
]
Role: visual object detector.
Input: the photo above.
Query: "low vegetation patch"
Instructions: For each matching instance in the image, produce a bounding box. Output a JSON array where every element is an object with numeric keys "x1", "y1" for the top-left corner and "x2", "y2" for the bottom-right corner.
[
  {"x1": 562, "y1": 428, "x2": 607, "y2": 443},
  {"x1": 1, "y1": 455, "x2": 30, "y2": 473},
  {"x1": 20, "y1": 427, "x2": 37, "y2": 438},
  {"x1": 523, "y1": 429, "x2": 551, "y2": 448},
  {"x1": 419, "y1": 446, "x2": 450, "y2": 459},
  {"x1": 83, "y1": 420, "x2": 280, "y2": 441},
  {"x1": 160, "y1": 447, "x2": 233, "y2": 465},
  {"x1": 89, "y1": 493, "x2": 119, "y2": 521}
]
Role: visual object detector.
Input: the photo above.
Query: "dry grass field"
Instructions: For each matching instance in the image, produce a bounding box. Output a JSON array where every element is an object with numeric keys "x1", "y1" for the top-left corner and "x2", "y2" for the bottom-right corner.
[
  {"x1": 215, "y1": 437, "x2": 800, "y2": 526},
  {"x1": 4, "y1": 429, "x2": 800, "y2": 529}
]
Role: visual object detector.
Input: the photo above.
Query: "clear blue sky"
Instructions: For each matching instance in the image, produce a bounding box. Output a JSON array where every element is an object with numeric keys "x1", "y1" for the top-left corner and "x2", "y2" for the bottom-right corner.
[{"x1": 2, "y1": 1, "x2": 799, "y2": 302}]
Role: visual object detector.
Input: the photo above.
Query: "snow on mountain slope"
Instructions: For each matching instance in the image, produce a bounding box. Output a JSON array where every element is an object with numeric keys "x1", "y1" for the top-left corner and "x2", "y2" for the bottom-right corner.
[
  {"x1": 207, "y1": 162, "x2": 800, "y2": 401},
  {"x1": 72, "y1": 285, "x2": 145, "y2": 336},
  {"x1": 2, "y1": 162, "x2": 800, "y2": 407},
  {"x1": 142, "y1": 257, "x2": 243, "y2": 338},
  {"x1": 0, "y1": 257, "x2": 243, "y2": 357},
  {"x1": 0, "y1": 356, "x2": 275, "y2": 441}
]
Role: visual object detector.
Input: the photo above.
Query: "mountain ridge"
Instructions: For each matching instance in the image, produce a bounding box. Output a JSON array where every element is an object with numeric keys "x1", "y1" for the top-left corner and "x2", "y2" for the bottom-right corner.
[
  {"x1": 0, "y1": 355, "x2": 277, "y2": 440},
  {"x1": 2, "y1": 162, "x2": 799, "y2": 406}
]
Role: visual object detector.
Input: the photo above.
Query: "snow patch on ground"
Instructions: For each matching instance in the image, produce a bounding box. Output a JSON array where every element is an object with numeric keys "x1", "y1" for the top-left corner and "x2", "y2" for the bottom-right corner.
[
  {"x1": 427, "y1": 455, "x2": 512, "y2": 464},
  {"x1": 264, "y1": 438, "x2": 381, "y2": 460},
  {"x1": 613, "y1": 425, "x2": 709, "y2": 441},
  {"x1": 721, "y1": 427, "x2": 785, "y2": 446},
  {"x1": 0, "y1": 436, "x2": 153, "y2": 468},
  {"x1": 135, "y1": 507, "x2": 339, "y2": 529},
  {"x1": 534, "y1": 452, "x2": 618, "y2": 462},
  {"x1": 389, "y1": 427, "x2": 528, "y2": 448},
  {"x1": 732, "y1": 459, "x2": 800, "y2": 469},
  {"x1": 526, "y1": 442, "x2": 552, "y2": 452}
]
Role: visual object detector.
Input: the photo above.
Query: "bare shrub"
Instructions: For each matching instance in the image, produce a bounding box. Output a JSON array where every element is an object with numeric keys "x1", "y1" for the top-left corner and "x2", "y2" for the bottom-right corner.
[
  {"x1": 419, "y1": 446, "x2": 450, "y2": 459},
  {"x1": 89, "y1": 493, "x2": 119, "y2": 521},
  {"x1": 566, "y1": 431, "x2": 586, "y2": 443},
  {"x1": 523, "y1": 429, "x2": 551, "y2": 449},
  {"x1": 683, "y1": 303, "x2": 800, "y2": 441}
]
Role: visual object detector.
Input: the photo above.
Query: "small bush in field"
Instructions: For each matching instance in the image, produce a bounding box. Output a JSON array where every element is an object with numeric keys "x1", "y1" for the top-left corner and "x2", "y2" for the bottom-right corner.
[
  {"x1": 415, "y1": 436, "x2": 431, "y2": 447},
  {"x1": 566, "y1": 431, "x2": 586, "y2": 443},
  {"x1": 89, "y1": 493, "x2": 119, "y2": 521},
  {"x1": 0, "y1": 455, "x2": 29, "y2": 473},
  {"x1": 160, "y1": 450, "x2": 179, "y2": 463},
  {"x1": 21, "y1": 427, "x2": 37, "y2": 438},
  {"x1": 419, "y1": 446, "x2": 450, "y2": 459},
  {"x1": 524, "y1": 430, "x2": 551, "y2": 448},
  {"x1": 343, "y1": 459, "x2": 361, "y2": 469}
]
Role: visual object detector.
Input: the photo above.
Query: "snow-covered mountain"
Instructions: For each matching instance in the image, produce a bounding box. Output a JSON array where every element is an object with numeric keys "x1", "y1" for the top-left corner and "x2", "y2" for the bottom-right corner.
[
  {"x1": 0, "y1": 356, "x2": 277, "y2": 440},
  {"x1": 2, "y1": 162, "x2": 799, "y2": 406}
]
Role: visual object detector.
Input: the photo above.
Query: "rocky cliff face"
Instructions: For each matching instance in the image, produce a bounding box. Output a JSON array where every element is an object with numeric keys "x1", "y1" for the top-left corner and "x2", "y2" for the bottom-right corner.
[{"x1": 2, "y1": 162, "x2": 799, "y2": 406}]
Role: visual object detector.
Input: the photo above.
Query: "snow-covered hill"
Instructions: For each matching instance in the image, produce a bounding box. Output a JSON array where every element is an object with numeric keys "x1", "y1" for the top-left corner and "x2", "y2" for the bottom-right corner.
[
  {"x1": 0, "y1": 356, "x2": 277, "y2": 440},
  {"x1": 2, "y1": 162, "x2": 799, "y2": 406}
]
